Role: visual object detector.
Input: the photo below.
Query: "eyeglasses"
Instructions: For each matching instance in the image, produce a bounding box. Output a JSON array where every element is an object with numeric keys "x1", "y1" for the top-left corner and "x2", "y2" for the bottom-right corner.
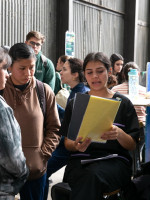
[{"x1": 29, "y1": 41, "x2": 41, "y2": 47}]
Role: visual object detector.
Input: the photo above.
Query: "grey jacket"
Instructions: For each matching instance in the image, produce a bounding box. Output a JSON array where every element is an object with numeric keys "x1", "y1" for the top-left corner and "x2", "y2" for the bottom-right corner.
[{"x1": 0, "y1": 96, "x2": 28, "y2": 197}]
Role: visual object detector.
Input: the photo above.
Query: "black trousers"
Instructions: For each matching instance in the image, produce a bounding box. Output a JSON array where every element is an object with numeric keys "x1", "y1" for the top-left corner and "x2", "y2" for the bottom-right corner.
[{"x1": 63, "y1": 158, "x2": 132, "y2": 200}]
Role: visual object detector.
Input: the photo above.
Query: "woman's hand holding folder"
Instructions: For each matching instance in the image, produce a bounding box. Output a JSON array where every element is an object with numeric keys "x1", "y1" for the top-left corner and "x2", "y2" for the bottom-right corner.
[
  {"x1": 74, "y1": 137, "x2": 92, "y2": 152},
  {"x1": 64, "y1": 136, "x2": 92, "y2": 152}
]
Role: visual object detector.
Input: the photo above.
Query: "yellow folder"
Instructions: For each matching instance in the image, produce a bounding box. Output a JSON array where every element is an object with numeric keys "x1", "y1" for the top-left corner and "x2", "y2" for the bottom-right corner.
[
  {"x1": 78, "y1": 95, "x2": 121, "y2": 142},
  {"x1": 67, "y1": 93, "x2": 121, "y2": 143}
]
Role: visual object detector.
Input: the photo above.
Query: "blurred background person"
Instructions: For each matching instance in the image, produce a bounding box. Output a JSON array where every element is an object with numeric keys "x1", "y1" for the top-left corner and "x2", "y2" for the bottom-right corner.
[
  {"x1": 54, "y1": 55, "x2": 70, "y2": 95},
  {"x1": 25, "y1": 31, "x2": 56, "y2": 91},
  {"x1": 112, "y1": 62, "x2": 146, "y2": 124},
  {"x1": 112, "y1": 61, "x2": 146, "y2": 164},
  {"x1": 110, "y1": 53, "x2": 124, "y2": 86}
]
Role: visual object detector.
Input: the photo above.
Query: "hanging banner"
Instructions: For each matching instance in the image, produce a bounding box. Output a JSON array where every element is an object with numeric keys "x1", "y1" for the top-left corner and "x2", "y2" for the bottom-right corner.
[{"x1": 65, "y1": 31, "x2": 75, "y2": 57}]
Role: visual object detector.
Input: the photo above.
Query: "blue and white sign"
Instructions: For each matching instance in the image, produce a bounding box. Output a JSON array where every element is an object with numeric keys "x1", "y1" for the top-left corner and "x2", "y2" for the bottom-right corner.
[{"x1": 65, "y1": 31, "x2": 75, "y2": 57}]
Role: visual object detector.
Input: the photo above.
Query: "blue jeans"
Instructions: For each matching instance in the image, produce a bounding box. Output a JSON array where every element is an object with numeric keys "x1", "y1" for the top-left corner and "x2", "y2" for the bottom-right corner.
[
  {"x1": 44, "y1": 137, "x2": 70, "y2": 200},
  {"x1": 20, "y1": 173, "x2": 46, "y2": 200}
]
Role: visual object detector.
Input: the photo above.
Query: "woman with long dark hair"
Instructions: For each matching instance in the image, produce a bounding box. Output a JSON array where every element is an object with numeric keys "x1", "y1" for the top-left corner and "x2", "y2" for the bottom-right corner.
[{"x1": 60, "y1": 52, "x2": 139, "y2": 200}]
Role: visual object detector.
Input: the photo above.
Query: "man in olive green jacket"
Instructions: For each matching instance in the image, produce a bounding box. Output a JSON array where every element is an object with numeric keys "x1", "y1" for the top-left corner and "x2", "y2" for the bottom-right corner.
[{"x1": 25, "y1": 31, "x2": 55, "y2": 91}]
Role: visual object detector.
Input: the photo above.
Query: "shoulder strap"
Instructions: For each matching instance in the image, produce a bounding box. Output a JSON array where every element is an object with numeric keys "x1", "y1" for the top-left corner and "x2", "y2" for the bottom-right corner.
[
  {"x1": 36, "y1": 79, "x2": 46, "y2": 117},
  {"x1": 41, "y1": 54, "x2": 47, "y2": 68}
]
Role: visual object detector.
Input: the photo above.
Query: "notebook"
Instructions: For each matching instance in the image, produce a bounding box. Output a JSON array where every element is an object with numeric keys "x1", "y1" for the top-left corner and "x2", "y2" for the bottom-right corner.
[{"x1": 67, "y1": 93, "x2": 121, "y2": 143}]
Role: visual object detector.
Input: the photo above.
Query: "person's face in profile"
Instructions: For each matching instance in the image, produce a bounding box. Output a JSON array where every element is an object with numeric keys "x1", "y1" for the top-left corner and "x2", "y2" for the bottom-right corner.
[
  {"x1": 56, "y1": 58, "x2": 64, "y2": 72},
  {"x1": 60, "y1": 61, "x2": 78, "y2": 86},
  {"x1": 0, "y1": 60, "x2": 9, "y2": 90}
]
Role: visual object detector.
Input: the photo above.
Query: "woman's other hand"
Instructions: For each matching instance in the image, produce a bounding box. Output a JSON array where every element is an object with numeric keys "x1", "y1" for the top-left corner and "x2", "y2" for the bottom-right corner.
[{"x1": 101, "y1": 125, "x2": 120, "y2": 141}]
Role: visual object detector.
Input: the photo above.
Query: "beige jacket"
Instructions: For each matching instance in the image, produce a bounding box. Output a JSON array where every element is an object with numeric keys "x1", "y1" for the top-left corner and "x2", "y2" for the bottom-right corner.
[{"x1": 3, "y1": 76, "x2": 61, "y2": 180}]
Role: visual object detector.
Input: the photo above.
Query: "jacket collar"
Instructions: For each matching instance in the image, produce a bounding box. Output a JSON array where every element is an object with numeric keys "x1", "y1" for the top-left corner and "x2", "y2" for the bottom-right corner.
[
  {"x1": 71, "y1": 83, "x2": 85, "y2": 92},
  {"x1": 6, "y1": 76, "x2": 36, "y2": 93}
]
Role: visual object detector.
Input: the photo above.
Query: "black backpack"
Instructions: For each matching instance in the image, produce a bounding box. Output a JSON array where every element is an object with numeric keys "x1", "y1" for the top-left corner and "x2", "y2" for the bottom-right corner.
[
  {"x1": 37, "y1": 54, "x2": 47, "y2": 116},
  {"x1": 36, "y1": 79, "x2": 46, "y2": 117}
]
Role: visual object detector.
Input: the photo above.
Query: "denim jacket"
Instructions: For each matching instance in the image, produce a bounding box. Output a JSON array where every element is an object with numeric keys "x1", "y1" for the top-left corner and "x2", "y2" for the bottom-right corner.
[{"x1": 0, "y1": 96, "x2": 28, "y2": 196}]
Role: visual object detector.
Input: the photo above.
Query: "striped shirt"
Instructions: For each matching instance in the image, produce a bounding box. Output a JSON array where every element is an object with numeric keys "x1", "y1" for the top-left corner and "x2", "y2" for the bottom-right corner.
[{"x1": 112, "y1": 82, "x2": 146, "y2": 122}]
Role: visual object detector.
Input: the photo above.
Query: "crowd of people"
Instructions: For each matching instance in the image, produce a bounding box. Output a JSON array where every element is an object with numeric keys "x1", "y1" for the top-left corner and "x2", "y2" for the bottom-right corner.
[{"x1": 0, "y1": 30, "x2": 149, "y2": 200}]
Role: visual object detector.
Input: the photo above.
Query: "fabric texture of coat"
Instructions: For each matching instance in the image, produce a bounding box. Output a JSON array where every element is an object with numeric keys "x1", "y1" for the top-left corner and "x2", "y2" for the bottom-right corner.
[
  {"x1": 34, "y1": 51, "x2": 56, "y2": 91},
  {"x1": 0, "y1": 96, "x2": 28, "y2": 196}
]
